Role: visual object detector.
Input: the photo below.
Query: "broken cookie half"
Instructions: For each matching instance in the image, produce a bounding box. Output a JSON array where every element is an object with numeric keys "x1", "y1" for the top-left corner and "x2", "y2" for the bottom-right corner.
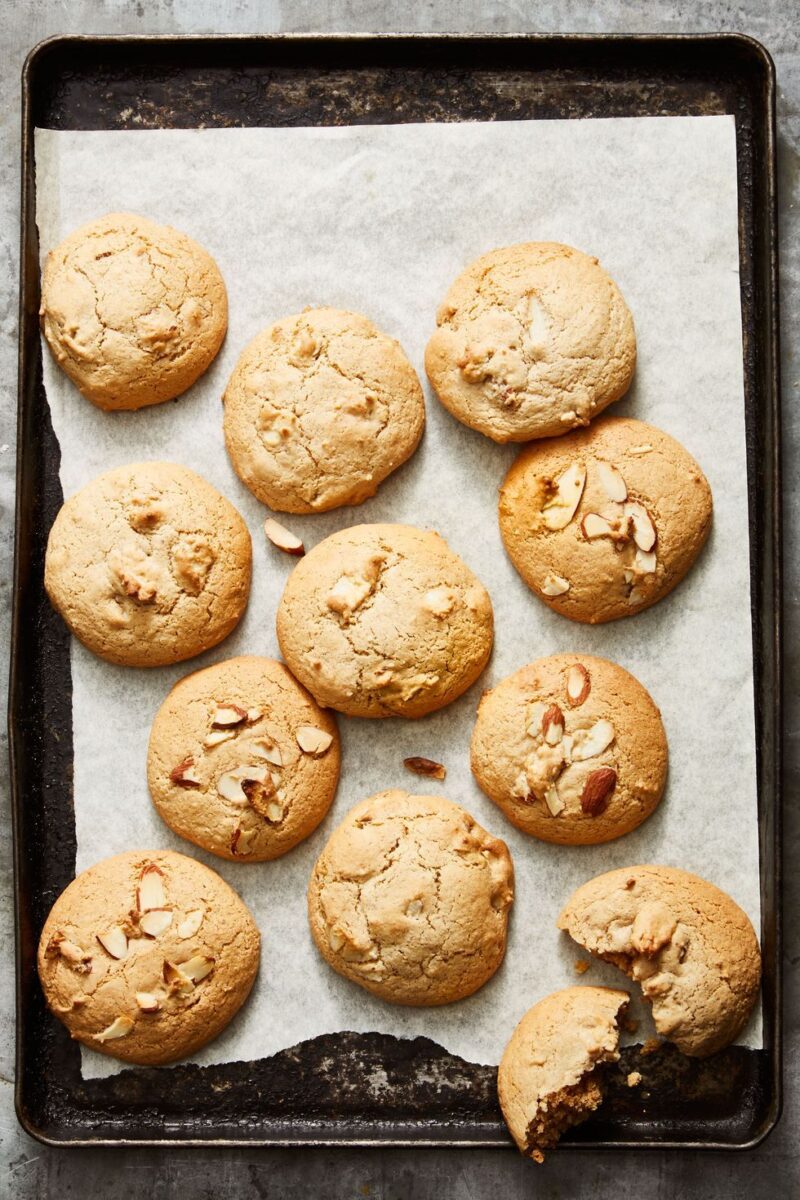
[{"x1": 498, "y1": 986, "x2": 629, "y2": 1161}]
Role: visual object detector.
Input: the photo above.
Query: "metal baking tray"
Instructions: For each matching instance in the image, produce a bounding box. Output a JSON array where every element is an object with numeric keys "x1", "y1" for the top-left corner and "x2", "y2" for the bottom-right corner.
[{"x1": 11, "y1": 33, "x2": 781, "y2": 1149}]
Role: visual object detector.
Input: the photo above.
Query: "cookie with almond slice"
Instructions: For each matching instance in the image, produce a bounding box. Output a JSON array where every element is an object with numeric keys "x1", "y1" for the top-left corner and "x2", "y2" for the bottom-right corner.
[{"x1": 37, "y1": 849, "x2": 259, "y2": 1065}]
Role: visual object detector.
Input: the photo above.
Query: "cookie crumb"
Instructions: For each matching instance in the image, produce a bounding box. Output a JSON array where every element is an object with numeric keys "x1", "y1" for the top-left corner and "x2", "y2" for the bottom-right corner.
[
  {"x1": 626, "y1": 1071, "x2": 642, "y2": 1087},
  {"x1": 404, "y1": 756, "x2": 446, "y2": 781},
  {"x1": 531, "y1": 1149, "x2": 545, "y2": 1165},
  {"x1": 641, "y1": 1037, "x2": 662, "y2": 1056},
  {"x1": 574, "y1": 959, "x2": 590, "y2": 975}
]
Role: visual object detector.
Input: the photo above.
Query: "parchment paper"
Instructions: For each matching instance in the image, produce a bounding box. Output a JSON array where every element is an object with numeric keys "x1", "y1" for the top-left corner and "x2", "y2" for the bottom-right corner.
[{"x1": 34, "y1": 116, "x2": 760, "y2": 1080}]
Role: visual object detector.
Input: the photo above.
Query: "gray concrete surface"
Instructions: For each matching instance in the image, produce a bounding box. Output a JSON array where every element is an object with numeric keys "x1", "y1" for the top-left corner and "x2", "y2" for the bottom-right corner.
[{"x1": 1, "y1": 2, "x2": 797, "y2": 1197}]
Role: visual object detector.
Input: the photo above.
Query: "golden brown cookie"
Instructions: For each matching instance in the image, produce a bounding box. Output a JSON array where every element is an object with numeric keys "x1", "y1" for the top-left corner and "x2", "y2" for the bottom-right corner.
[
  {"x1": 40, "y1": 212, "x2": 227, "y2": 411},
  {"x1": 44, "y1": 461, "x2": 252, "y2": 667},
  {"x1": 557, "y1": 866, "x2": 761, "y2": 1057},
  {"x1": 498, "y1": 986, "x2": 629, "y2": 1160},
  {"x1": 37, "y1": 850, "x2": 260, "y2": 1065},
  {"x1": 499, "y1": 417, "x2": 712, "y2": 622},
  {"x1": 147, "y1": 656, "x2": 340, "y2": 862},
  {"x1": 307, "y1": 790, "x2": 514, "y2": 1005},
  {"x1": 425, "y1": 242, "x2": 635, "y2": 443},
  {"x1": 223, "y1": 308, "x2": 425, "y2": 513},
  {"x1": 470, "y1": 654, "x2": 667, "y2": 845},
  {"x1": 276, "y1": 524, "x2": 494, "y2": 718}
]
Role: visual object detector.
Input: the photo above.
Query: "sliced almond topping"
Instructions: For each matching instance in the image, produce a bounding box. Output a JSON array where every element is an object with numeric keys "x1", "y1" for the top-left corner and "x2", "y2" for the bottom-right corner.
[
  {"x1": 581, "y1": 512, "x2": 616, "y2": 540},
  {"x1": 566, "y1": 663, "x2": 591, "y2": 708},
  {"x1": 53, "y1": 937, "x2": 90, "y2": 968},
  {"x1": 139, "y1": 908, "x2": 173, "y2": 938},
  {"x1": 329, "y1": 927, "x2": 345, "y2": 952},
  {"x1": 541, "y1": 463, "x2": 587, "y2": 530},
  {"x1": 624, "y1": 502, "x2": 657, "y2": 552},
  {"x1": 97, "y1": 926, "x2": 128, "y2": 960},
  {"x1": 544, "y1": 784, "x2": 566, "y2": 816},
  {"x1": 296, "y1": 726, "x2": 333, "y2": 756},
  {"x1": 246, "y1": 707, "x2": 262, "y2": 724},
  {"x1": 94, "y1": 1014, "x2": 134, "y2": 1043},
  {"x1": 541, "y1": 572, "x2": 570, "y2": 597},
  {"x1": 264, "y1": 517, "x2": 305, "y2": 555},
  {"x1": 211, "y1": 704, "x2": 248, "y2": 728},
  {"x1": 204, "y1": 729, "x2": 236, "y2": 749},
  {"x1": 571, "y1": 718, "x2": 615, "y2": 761},
  {"x1": 511, "y1": 769, "x2": 532, "y2": 801},
  {"x1": 217, "y1": 764, "x2": 269, "y2": 805},
  {"x1": 169, "y1": 758, "x2": 201, "y2": 786},
  {"x1": 252, "y1": 739, "x2": 283, "y2": 767},
  {"x1": 137, "y1": 864, "x2": 166, "y2": 912},
  {"x1": 230, "y1": 825, "x2": 258, "y2": 856},
  {"x1": 404, "y1": 756, "x2": 446, "y2": 781},
  {"x1": 628, "y1": 443, "x2": 653, "y2": 455},
  {"x1": 177, "y1": 909, "x2": 204, "y2": 939},
  {"x1": 181, "y1": 955, "x2": 215, "y2": 983},
  {"x1": 541, "y1": 704, "x2": 565, "y2": 746},
  {"x1": 580, "y1": 767, "x2": 618, "y2": 815},
  {"x1": 263, "y1": 800, "x2": 284, "y2": 823},
  {"x1": 633, "y1": 548, "x2": 657, "y2": 576},
  {"x1": 597, "y1": 461, "x2": 628, "y2": 502},
  {"x1": 163, "y1": 960, "x2": 194, "y2": 994},
  {"x1": 135, "y1": 992, "x2": 161, "y2": 1013}
]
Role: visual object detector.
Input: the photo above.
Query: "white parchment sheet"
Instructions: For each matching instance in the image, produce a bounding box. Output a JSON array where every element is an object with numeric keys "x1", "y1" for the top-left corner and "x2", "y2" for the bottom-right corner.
[{"x1": 34, "y1": 116, "x2": 760, "y2": 1079}]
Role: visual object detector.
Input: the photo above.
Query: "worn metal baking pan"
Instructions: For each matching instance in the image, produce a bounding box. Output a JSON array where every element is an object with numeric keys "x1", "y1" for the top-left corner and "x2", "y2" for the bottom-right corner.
[{"x1": 11, "y1": 33, "x2": 781, "y2": 1149}]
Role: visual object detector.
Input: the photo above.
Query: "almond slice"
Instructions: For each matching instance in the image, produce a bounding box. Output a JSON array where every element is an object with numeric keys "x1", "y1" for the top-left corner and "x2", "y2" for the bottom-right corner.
[
  {"x1": 542, "y1": 463, "x2": 587, "y2": 530},
  {"x1": 628, "y1": 443, "x2": 653, "y2": 456},
  {"x1": 624, "y1": 502, "x2": 657, "y2": 552},
  {"x1": 230, "y1": 825, "x2": 258, "y2": 856},
  {"x1": 246, "y1": 707, "x2": 262, "y2": 723},
  {"x1": 581, "y1": 512, "x2": 616, "y2": 540},
  {"x1": 252, "y1": 739, "x2": 283, "y2": 767},
  {"x1": 137, "y1": 864, "x2": 166, "y2": 912},
  {"x1": 163, "y1": 960, "x2": 194, "y2": 994},
  {"x1": 296, "y1": 726, "x2": 333, "y2": 756},
  {"x1": 97, "y1": 926, "x2": 128, "y2": 960},
  {"x1": 633, "y1": 548, "x2": 657, "y2": 576},
  {"x1": 139, "y1": 908, "x2": 173, "y2": 938},
  {"x1": 541, "y1": 572, "x2": 570, "y2": 597},
  {"x1": 135, "y1": 992, "x2": 161, "y2": 1013},
  {"x1": 180, "y1": 955, "x2": 215, "y2": 983},
  {"x1": 566, "y1": 664, "x2": 591, "y2": 708},
  {"x1": 580, "y1": 767, "x2": 618, "y2": 815},
  {"x1": 94, "y1": 1014, "x2": 134, "y2": 1043},
  {"x1": 597, "y1": 461, "x2": 628, "y2": 502},
  {"x1": 264, "y1": 517, "x2": 305, "y2": 556},
  {"x1": 544, "y1": 784, "x2": 566, "y2": 816},
  {"x1": 211, "y1": 704, "x2": 248, "y2": 728},
  {"x1": 571, "y1": 719, "x2": 615, "y2": 761},
  {"x1": 541, "y1": 704, "x2": 565, "y2": 746},
  {"x1": 204, "y1": 729, "x2": 236, "y2": 749},
  {"x1": 54, "y1": 937, "x2": 91, "y2": 968},
  {"x1": 217, "y1": 764, "x2": 269, "y2": 805},
  {"x1": 176, "y1": 909, "x2": 204, "y2": 939},
  {"x1": 170, "y1": 757, "x2": 201, "y2": 786}
]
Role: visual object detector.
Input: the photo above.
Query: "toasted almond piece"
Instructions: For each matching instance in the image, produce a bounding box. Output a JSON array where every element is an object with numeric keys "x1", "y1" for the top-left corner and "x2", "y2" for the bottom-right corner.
[
  {"x1": 247, "y1": 773, "x2": 277, "y2": 818},
  {"x1": 137, "y1": 864, "x2": 166, "y2": 912},
  {"x1": 624, "y1": 502, "x2": 657, "y2": 551},
  {"x1": 55, "y1": 938, "x2": 89, "y2": 965},
  {"x1": 264, "y1": 517, "x2": 305, "y2": 556},
  {"x1": 571, "y1": 718, "x2": 615, "y2": 761},
  {"x1": 511, "y1": 769, "x2": 532, "y2": 801},
  {"x1": 230, "y1": 825, "x2": 258, "y2": 856},
  {"x1": 252, "y1": 739, "x2": 283, "y2": 767},
  {"x1": 212, "y1": 704, "x2": 248, "y2": 728},
  {"x1": 329, "y1": 927, "x2": 345, "y2": 952},
  {"x1": 139, "y1": 908, "x2": 173, "y2": 938},
  {"x1": 404, "y1": 756, "x2": 446, "y2": 780},
  {"x1": 176, "y1": 909, "x2": 204, "y2": 939},
  {"x1": 135, "y1": 992, "x2": 161, "y2": 1013},
  {"x1": 628, "y1": 444, "x2": 653, "y2": 456},
  {"x1": 541, "y1": 704, "x2": 565, "y2": 746},
  {"x1": 581, "y1": 512, "x2": 616, "y2": 540},
  {"x1": 204, "y1": 729, "x2": 236, "y2": 749},
  {"x1": 566, "y1": 663, "x2": 591, "y2": 708},
  {"x1": 542, "y1": 463, "x2": 587, "y2": 530},
  {"x1": 217, "y1": 764, "x2": 270, "y2": 805},
  {"x1": 169, "y1": 757, "x2": 201, "y2": 786},
  {"x1": 96, "y1": 926, "x2": 128, "y2": 960},
  {"x1": 263, "y1": 800, "x2": 284, "y2": 823},
  {"x1": 94, "y1": 1014, "x2": 134, "y2": 1043},
  {"x1": 544, "y1": 784, "x2": 566, "y2": 816},
  {"x1": 580, "y1": 767, "x2": 618, "y2": 815},
  {"x1": 181, "y1": 955, "x2": 215, "y2": 983},
  {"x1": 163, "y1": 960, "x2": 194, "y2": 993},
  {"x1": 296, "y1": 726, "x2": 333, "y2": 756},
  {"x1": 541, "y1": 572, "x2": 570, "y2": 597},
  {"x1": 633, "y1": 548, "x2": 657, "y2": 576},
  {"x1": 597, "y1": 461, "x2": 628, "y2": 502}
]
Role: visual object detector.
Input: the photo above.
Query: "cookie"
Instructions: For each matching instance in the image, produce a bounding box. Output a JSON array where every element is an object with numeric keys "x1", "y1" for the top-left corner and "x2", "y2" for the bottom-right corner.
[
  {"x1": 470, "y1": 654, "x2": 667, "y2": 845},
  {"x1": 557, "y1": 866, "x2": 761, "y2": 1057},
  {"x1": 425, "y1": 242, "x2": 635, "y2": 443},
  {"x1": 276, "y1": 524, "x2": 494, "y2": 718},
  {"x1": 307, "y1": 790, "x2": 514, "y2": 1006},
  {"x1": 44, "y1": 462, "x2": 252, "y2": 667},
  {"x1": 223, "y1": 308, "x2": 425, "y2": 514},
  {"x1": 147, "y1": 656, "x2": 340, "y2": 862},
  {"x1": 499, "y1": 416, "x2": 712, "y2": 623},
  {"x1": 498, "y1": 986, "x2": 629, "y2": 1160},
  {"x1": 37, "y1": 849, "x2": 260, "y2": 1065},
  {"x1": 40, "y1": 212, "x2": 227, "y2": 411}
]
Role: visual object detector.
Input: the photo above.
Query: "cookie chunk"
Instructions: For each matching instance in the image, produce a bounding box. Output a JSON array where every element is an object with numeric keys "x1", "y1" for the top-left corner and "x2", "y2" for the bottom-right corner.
[
  {"x1": 498, "y1": 986, "x2": 629, "y2": 1160},
  {"x1": 37, "y1": 850, "x2": 260, "y2": 1065},
  {"x1": 499, "y1": 417, "x2": 712, "y2": 622},
  {"x1": 557, "y1": 866, "x2": 761, "y2": 1057},
  {"x1": 276, "y1": 524, "x2": 493, "y2": 718},
  {"x1": 307, "y1": 790, "x2": 514, "y2": 1005},
  {"x1": 471, "y1": 654, "x2": 667, "y2": 845},
  {"x1": 45, "y1": 462, "x2": 252, "y2": 667},
  {"x1": 223, "y1": 308, "x2": 425, "y2": 513},
  {"x1": 148, "y1": 656, "x2": 340, "y2": 861},
  {"x1": 40, "y1": 212, "x2": 227, "y2": 411},
  {"x1": 425, "y1": 242, "x2": 635, "y2": 443}
]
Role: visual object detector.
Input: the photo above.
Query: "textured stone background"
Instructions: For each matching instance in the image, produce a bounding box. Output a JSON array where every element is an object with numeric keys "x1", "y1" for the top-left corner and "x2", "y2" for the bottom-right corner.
[{"x1": 0, "y1": 3, "x2": 796, "y2": 1196}]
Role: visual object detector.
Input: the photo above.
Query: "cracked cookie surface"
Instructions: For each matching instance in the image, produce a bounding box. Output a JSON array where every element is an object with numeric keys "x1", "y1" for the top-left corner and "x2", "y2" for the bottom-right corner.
[
  {"x1": 498, "y1": 986, "x2": 629, "y2": 1158},
  {"x1": 223, "y1": 307, "x2": 425, "y2": 513},
  {"x1": 44, "y1": 461, "x2": 252, "y2": 667},
  {"x1": 276, "y1": 523, "x2": 494, "y2": 718},
  {"x1": 40, "y1": 212, "x2": 228, "y2": 411},
  {"x1": 37, "y1": 849, "x2": 260, "y2": 1065},
  {"x1": 471, "y1": 654, "x2": 667, "y2": 845},
  {"x1": 425, "y1": 242, "x2": 635, "y2": 443},
  {"x1": 148, "y1": 656, "x2": 340, "y2": 862},
  {"x1": 558, "y1": 866, "x2": 761, "y2": 1057},
  {"x1": 307, "y1": 790, "x2": 514, "y2": 1005},
  {"x1": 499, "y1": 416, "x2": 713, "y2": 623}
]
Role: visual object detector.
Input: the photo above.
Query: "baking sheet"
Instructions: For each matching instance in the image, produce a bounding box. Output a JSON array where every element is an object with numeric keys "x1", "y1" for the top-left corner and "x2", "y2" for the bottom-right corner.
[{"x1": 34, "y1": 115, "x2": 761, "y2": 1080}]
